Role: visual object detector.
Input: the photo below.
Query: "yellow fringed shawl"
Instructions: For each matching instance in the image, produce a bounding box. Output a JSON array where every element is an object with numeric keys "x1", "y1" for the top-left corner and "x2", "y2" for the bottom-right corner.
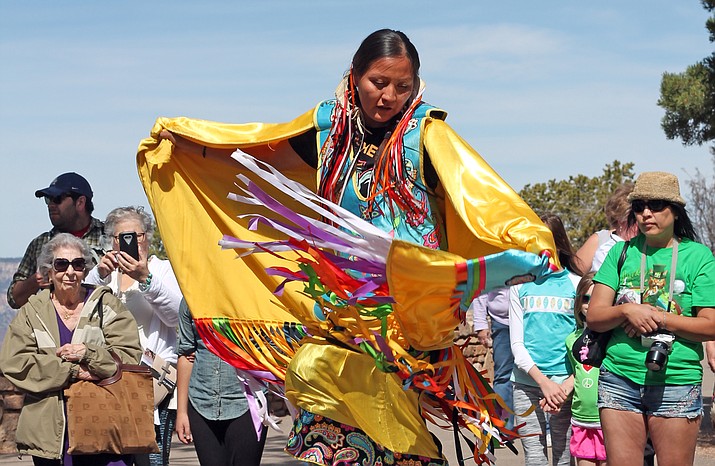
[{"x1": 136, "y1": 106, "x2": 556, "y2": 457}]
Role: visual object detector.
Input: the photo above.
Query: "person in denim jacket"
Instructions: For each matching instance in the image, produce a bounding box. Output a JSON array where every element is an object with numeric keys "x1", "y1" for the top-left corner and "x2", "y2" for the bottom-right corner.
[{"x1": 175, "y1": 299, "x2": 267, "y2": 466}]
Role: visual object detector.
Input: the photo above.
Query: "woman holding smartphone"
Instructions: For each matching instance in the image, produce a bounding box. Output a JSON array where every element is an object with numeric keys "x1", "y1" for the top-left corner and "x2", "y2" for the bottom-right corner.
[{"x1": 85, "y1": 206, "x2": 182, "y2": 466}]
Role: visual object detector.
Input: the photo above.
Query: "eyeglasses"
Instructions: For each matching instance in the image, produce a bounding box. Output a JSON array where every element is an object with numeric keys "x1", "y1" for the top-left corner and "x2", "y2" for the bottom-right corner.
[
  {"x1": 44, "y1": 194, "x2": 73, "y2": 205},
  {"x1": 112, "y1": 232, "x2": 146, "y2": 242},
  {"x1": 53, "y1": 258, "x2": 87, "y2": 273},
  {"x1": 582, "y1": 294, "x2": 591, "y2": 303},
  {"x1": 631, "y1": 199, "x2": 669, "y2": 214}
]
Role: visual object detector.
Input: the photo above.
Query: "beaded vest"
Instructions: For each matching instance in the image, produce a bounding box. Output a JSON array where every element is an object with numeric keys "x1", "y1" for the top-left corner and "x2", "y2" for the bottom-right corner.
[{"x1": 315, "y1": 100, "x2": 446, "y2": 249}]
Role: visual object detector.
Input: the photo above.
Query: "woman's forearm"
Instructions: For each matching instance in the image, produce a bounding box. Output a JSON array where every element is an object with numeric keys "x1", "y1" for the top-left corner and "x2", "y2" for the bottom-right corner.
[
  {"x1": 586, "y1": 303, "x2": 627, "y2": 332},
  {"x1": 163, "y1": 130, "x2": 234, "y2": 159},
  {"x1": 176, "y1": 355, "x2": 194, "y2": 415},
  {"x1": 163, "y1": 130, "x2": 309, "y2": 173},
  {"x1": 663, "y1": 308, "x2": 715, "y2": 342}
]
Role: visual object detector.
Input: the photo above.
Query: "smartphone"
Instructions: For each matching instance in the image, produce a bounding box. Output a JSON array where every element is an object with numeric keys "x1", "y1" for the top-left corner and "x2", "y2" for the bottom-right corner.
[{"x1": 118, "y1": 231, "x2": 140, "y2": 261}]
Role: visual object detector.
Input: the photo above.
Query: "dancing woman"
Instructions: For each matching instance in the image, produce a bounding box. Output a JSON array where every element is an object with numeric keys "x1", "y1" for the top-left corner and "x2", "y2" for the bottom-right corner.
[{"x1": 146, "y1": 29, "x2": 558, "y2": 464}]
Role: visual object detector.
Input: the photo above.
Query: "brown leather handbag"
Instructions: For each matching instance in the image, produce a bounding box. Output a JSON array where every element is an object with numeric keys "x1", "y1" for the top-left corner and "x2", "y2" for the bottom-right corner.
[{"x1": 64, "y1": 352, "x2": 159, "y2": 455}]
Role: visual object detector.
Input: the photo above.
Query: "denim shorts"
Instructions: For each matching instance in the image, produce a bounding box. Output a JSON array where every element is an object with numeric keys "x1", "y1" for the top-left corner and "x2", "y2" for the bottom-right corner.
[{"x1": 597, "y1": 368, "x2": 702, "y2": 419}]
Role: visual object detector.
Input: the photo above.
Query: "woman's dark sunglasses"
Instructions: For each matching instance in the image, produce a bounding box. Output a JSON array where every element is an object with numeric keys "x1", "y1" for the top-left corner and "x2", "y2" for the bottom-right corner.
[
  {"x1": 53, "y1": 258, "x2": 87, "y2": 273},
  {"x1": 582, "y1": 294, "x2": 591, "y2": 303},
  {"x1": 631, "y1": 199, "x2": 669, "y2": 214}
]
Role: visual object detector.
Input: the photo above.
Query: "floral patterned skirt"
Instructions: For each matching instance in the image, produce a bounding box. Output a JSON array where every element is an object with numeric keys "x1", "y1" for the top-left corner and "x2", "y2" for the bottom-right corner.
[{"x1": 285, "y1": 408, "x2": 448, "y2": 466}]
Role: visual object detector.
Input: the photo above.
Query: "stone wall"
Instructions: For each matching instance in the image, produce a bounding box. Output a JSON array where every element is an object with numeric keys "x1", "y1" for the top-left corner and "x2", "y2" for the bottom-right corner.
[
  {"x1": 454, "y1": 306, "x2": 493, "y2": 380},
  {"x1": 0, "y1": 376, "x2": 23, "y2": 454}
]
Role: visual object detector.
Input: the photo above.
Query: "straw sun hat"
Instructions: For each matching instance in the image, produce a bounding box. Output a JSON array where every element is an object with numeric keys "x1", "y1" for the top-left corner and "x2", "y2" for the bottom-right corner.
[{"x1": 627, "y1": 171, "x2": 686, "y2": 206}]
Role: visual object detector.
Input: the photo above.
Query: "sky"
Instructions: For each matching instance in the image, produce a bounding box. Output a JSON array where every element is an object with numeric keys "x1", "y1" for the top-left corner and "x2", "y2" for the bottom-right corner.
[{"x1": 1, "y1": 1, "x2": 713, "y2": 258}]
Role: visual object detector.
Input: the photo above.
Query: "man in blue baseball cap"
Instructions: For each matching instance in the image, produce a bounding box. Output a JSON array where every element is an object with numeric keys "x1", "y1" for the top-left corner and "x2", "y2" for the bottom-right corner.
[{"x1": 7, "y1": 172, "x2": 105, "y2": 308}]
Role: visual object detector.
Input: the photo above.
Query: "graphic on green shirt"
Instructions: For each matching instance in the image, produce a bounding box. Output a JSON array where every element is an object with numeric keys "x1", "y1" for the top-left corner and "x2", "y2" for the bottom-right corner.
[
  {"x1": 617, "y1": 262, "x2": 683, "y2": 314},
  {"x1": 642, "y1": 263, "x2": 668, "y2": 307}
]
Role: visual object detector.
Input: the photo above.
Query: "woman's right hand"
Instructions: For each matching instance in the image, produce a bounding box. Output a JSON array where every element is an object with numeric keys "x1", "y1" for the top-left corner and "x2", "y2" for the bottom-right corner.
[
  {"x1": 76, "y1": 364, "x2": 100, "y2": 381},
  {"x1": 157, "y1": 129, "x2": 207, "y2": 158},
  {"x1": 621, "y1": 303, "x2": 662, "y2": 337},
  {"x1": 475, "y1": 329, "x2": 492, "y2": 347},
  {"x1": 158, "y1": 129, "x2": 177, "y2": 145},
  {"x1": 175, "y1": 412, "x2": 193, "y2": 444},
  {"x1": 96, "y1": 252, "x2": 120, "y2": 280}
]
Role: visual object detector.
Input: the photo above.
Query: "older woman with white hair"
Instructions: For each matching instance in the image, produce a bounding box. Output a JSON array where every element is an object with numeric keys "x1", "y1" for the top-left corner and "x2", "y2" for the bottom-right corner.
[
  {"x1": 0, "y1": 233, "x2": 141, "y2": 466},
  {"x1": 85, "y1": 206, "x2": 182, "y2": 466}
]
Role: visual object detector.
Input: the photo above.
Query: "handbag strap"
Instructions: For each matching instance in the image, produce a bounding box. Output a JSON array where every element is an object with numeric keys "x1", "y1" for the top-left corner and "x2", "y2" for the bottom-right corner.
[
  {"x1": 86, "y1": 287, "x2": 109, "y2": 328},
  {"x1": 617, "y1": 240, "x2": 629, "y2": 277},
  {"x1": 97, "y1": 351, "x2": 152, "y2": 387},
  {"x1": 609, "y1": 240, "x2": 629, "y2": 308}
]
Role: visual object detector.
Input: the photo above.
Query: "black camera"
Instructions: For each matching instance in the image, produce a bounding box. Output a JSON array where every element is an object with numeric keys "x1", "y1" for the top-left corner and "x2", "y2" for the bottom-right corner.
[{"x1": 641, "y1": 331, "x2": 675, "y2": 371}]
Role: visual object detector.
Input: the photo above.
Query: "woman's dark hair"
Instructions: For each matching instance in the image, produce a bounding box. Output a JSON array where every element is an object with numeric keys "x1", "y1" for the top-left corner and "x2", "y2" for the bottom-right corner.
[
  {"x1": 351, "y1": 29, "x2": 420, "y2": 89},
  {"x1": 626, "y1": 203, "x2": 698, "y2": 241},
  {"x1": 320, "y1": 29, "x2": 424, "y2": 218},
  {"x1": 540, "y1": 212, "x2": 580, "y2": 275}
]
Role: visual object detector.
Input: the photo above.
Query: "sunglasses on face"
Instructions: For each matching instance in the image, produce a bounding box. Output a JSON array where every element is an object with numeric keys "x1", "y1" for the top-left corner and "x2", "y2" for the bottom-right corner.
[
  {"x1": 582, "y1": 294, "x2": 591, "y2": 303},
  {"x1": 631, "y1": 199, "x2": 669, "y2": 214},
  {"x1": 53, "y1": 258, "x2": 87, "y2": 273},
  {"x1": 44, "y1": 193, "x2": 74, "y2": 205}
]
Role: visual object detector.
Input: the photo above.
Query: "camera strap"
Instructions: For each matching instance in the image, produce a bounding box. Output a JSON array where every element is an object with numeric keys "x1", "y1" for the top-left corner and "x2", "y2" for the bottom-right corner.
[{"x1": 639, "y1": 238, "x2": 679, "y2": 311}]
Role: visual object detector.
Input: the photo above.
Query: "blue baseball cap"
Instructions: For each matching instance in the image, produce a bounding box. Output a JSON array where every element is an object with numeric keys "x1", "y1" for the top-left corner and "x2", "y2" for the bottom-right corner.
[{"x1": 35, "y1": 172, "x2": 93, "y2": 200}]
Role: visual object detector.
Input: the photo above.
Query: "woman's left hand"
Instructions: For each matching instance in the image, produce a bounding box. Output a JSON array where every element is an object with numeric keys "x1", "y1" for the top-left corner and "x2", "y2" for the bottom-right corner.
[
  {"x1": 57, "y1": 343, "x2": 87, "y2": 363},
  {"x1": 76, "y1": 364, "x2": 100, "y2": 381},
  {"x1": 116, "y1": 251, "x2": 150, "y2": 284}
]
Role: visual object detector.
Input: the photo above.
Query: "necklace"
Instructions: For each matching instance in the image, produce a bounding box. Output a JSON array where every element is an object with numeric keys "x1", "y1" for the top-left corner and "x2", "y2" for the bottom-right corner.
[{"x1": 51, "y1": 294, "x2": 77, "y2": 320}]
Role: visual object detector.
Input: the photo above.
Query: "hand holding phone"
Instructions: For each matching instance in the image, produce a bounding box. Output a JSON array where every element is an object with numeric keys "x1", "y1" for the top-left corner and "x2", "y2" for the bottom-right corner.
[{"x1": 118, "y1": 231, "x2": 140, "y2": 261}]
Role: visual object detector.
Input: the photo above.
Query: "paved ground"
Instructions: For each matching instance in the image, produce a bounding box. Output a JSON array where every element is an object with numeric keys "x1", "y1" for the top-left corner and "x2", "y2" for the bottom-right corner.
[{"x1": 0, "y1": 361, "x2": 713, "y2": 465}]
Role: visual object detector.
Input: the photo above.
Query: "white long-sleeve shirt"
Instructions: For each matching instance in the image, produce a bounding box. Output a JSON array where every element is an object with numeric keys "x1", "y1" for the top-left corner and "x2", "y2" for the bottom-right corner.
[{"x1": 85, "y1": 256, "x2": 181, "y2": 365}]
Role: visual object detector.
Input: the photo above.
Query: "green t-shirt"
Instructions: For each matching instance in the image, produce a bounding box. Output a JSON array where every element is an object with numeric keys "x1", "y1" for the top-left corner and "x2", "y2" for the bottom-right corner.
[
  {"x1": 594, "y1": 235, "x2": 715, "y2": 385},
  {"x1": 566, "y1": 329, "x2": 601, "y2": 424}
]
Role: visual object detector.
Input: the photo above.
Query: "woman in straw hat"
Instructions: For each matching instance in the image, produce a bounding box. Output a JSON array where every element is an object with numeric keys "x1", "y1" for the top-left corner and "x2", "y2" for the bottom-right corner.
[{"x1": 587, "y1": 171, "x2": 715, "y2": 466}]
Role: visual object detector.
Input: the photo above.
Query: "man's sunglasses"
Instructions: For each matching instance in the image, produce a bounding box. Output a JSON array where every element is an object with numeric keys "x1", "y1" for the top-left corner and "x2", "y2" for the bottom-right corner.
[
  {"x1": 631, "y1": 199, "x2": 669, "y2": 214},
  {"x1": 53, "y1": 258, "x2": 87, "y2": 273},
  {"x1": 44, "y1": 193, "x2": 76, "y2": 205}
]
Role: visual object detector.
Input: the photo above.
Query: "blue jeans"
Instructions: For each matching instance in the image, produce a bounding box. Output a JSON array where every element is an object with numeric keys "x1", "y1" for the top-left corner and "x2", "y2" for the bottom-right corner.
[{"x1": 491, "y1": 320, "x2": 514, "y2": 429}]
